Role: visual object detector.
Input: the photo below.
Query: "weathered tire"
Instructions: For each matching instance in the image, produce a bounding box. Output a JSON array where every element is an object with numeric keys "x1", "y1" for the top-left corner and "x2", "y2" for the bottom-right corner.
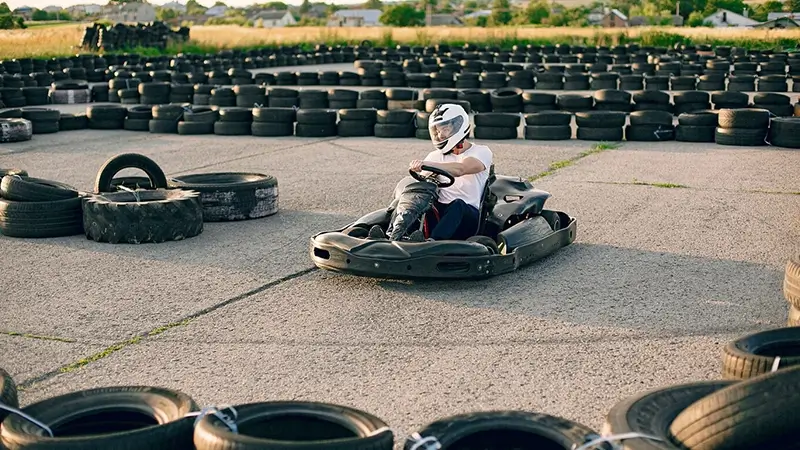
[
  {"x1": 474, "y1": 112, "x2": 522, "y2": 128},
  {"x1": 253, "y1": 107, "x2": 296, "y2": 123},
  {"x1": 374, "y1": 123, "x2": 414, "y2": 138},
  {"x1": 789, "y1": 306, "x2": 800, "y2": 326},
  {"x1": 169, "y1": 173, "x2": 278, "y2": 222},
  {"x1": 677, "y1": 110, "x2": 718, "y2": 127},
  {"x1": 94, "y1": 153, "x2": 169, "y2": 194},
  {"x1": 0, "y1": 367, "x2": 18, "y2": 423},
  {"x1": 715, "y1": 127, "x2": 768, "y2": 146},
  {"x1": 177, "y1": 121, "x2": 214, "y2": 135},
  {"x1": 58, "y1": 113, "x2": 88, "y2": 131},
  {"x1": 339, "y1": 109, "x2": 377, "y2": 122},
  {"x1": 404, "y1": 410, "x2": 603, "y2": 450},
  {"x1": 194, "y1": 401, "x2": 393, "y2": 450},
  {"x1": 0, "y1": 386, "x2": 197, "y2": 450},
  {"x1": 338, "y1": 120, "x2": 375, "y2": 137},
  {"x1": 0, "y1": 169, "x2": 27, "y2": 177},
  {"x1": 524, "y1": 111, "x2": 572, "y2": 126},
  {"x1": 214, "y1": 121, "x2": 251, "y2": 136},
  {"x1": 124, "y1": 118, "x2": 150, "y2": 132},
  {"x1": 717, "y1": 108, "x2": 771, "y2": 129},
  {"x1": 722, "y1": 326, "x2": 800, "y2": 380},
  {"x1": 83, "y1": 189, "x2": 203, "y2": 244},
  {"x1": 786, "y1": 254, "x2": 800, "y2": 308},
  {"x1": 575, "y1": 111, "x2": 626, "y2": 128},
  {"x1": 0, "y1": 118, "x2": 33, "y2": 143},
  {"x1": 296, "y1": 123, "x2": 337, "y2": 137},
  {"x1": 769, "y1": 117, "x2": 800, "y2": 148},
  {"x1": 629, "y1": 110, "x2": 673, "y2": 126},
  {"x1": 0, "y1": 175, "x2": 79, "y2": 201},
  {"x1": 0, "y1": 196, "x2": 84, "y2": 238},
  {"x1": 600, "y1": 381, "x2": 735, "y2": 450},
  {"x1": 524, "y1": 125, "x2": 572, "y2": 140},
  {"x1": 577, "y1": 126, "x2": 623, "y2": 141},
  {"x1": 669, "y1": 365, "x2": 800, "y2": 450}
]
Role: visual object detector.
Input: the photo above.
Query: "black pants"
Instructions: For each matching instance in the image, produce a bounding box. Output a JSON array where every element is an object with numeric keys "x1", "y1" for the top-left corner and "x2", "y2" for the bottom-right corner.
[{"x1": 429, "y1": 199, "x2": 480, "y2": 240}]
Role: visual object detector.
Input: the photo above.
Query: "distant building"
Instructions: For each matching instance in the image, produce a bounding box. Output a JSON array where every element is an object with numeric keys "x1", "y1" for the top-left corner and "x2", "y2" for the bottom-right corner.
[
  {"x1": 42, "y1": 5, "x2": 62, "y2": 13},
  {"x1": 702, "y1": 9, "x2": 757, "y2": 27},
  {"x1": 755, "y1": 17, "x2": 800, "y2": 28},
  {"x1": 66, "y1": 4, "x2": 103, "y2": 17},
  {"x1": 329, "y1": 9, "x2": 381, "y2": 26},
  {"x1": 767, "y1": 12, "x2": 800, "y2": 21},
  {"x1": 251, "y1": 10, "x2": 295, "y2": 27},
  {"x1": 463, "y1": 9, "x2": 491, "y2": 19},
  {"x1": 204, "y1": 5, "x2": 227, "y2": 17},
  {"x1": 102, "y1": 2, "x2": 156, "y2": 23},
  {"x1": 162, "y1": 1, "x2": 187, "y2": 13},
  {"x1": 588, "y1": 6, "x2": 606, "y2": 25},
  {"x1": 602, "y1": 9, "x2": 627, "y2": 27},
  {"x1": 12, "y1": 6, "x2": 34, "y2": 19},
  {"x1": 429, "y1": 14, "x2": 463, "y2": 26}
]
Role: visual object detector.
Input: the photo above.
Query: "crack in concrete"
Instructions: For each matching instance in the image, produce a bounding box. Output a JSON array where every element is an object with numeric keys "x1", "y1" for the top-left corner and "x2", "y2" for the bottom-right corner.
[
  {"x1": 168, "y1": 137, "x2": 341, "y2": 176},
  {"x1": 582, "y1": 180, "x2": 799, "y2": 195},
  {"x1": 1, "y1": 331, "x2": 77, "y2": 343},
  {"x1": 18, "y1": 266, "x2": 318, "y2": 391},
  {"x1": 528, "y1": 142, "x2": 620, "y2": 181}
]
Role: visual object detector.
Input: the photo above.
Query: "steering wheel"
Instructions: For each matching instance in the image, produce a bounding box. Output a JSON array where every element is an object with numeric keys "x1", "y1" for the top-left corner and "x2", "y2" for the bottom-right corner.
[{"x1": 410, "y1": 164, "x2": 455, "y2": 188}]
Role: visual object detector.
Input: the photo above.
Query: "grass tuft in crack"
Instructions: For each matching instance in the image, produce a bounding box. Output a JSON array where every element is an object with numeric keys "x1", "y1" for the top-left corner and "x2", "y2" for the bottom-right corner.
[
  {"x1": 631, "y1": 179, "x2": 689, "y2": 189},
  {"x1": 529, "y1": 141, "x2": 620, "y2": 181}
]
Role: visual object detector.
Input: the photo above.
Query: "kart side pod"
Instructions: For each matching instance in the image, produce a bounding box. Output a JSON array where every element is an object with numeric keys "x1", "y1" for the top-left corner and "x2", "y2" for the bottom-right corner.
[{"x1": 496, "y1": 215, "x2": 555, "y2": 255}]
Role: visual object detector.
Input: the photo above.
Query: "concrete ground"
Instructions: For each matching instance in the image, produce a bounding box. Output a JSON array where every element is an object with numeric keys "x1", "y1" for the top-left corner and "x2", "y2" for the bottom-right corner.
[{"x1": 1, "y1": 63, "x2": 799, "y2": 446}]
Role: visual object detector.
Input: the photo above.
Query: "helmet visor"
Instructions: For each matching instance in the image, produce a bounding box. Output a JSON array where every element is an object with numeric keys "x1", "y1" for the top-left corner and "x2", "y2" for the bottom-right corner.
[{"x1": 429, "y1": 115, "x2": 465, "y2": 144}]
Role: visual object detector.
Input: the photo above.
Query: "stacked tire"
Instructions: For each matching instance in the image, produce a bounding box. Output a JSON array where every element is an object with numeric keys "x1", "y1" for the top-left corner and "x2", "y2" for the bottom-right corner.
[
  {"x1": 753, "y1": 93, "x2": 793, "y2": 117},
  {"x1": 626, "y1": 110, "x2": 675, "y2": 142},
  {"x1": 337, "y1": 108, "x2": 376, "y2": 137},
  {"x1": 214, "y1": 107, "x2": 252, "y2": 136},
  {"x1": 676, "y1": 110, "x2": 718, "y2": 142},
  {"x1": 252, "y1": 108, "x2": 295, "y2": 137},
  {"x1": 234, "y1": 85, "x2": 267, "y2": 107},
  {"x1": 415, "y1": 111, "x2": 430, "y2": 140},
  {"x1": 149, "y1": 104, "x2": 184, "y2": 134},
  {"x1": 632, "y1": 90, "x2": 672, "y2": 114},
  {"x1": 716, "y1": 109, "x2": 770, "y2": 146},
  {"x1": 575, "y1": 111, "x2": 624, "y2": 141},
  {"x1": 375, "y1": 109, "x2": 415, "y2": 138},
  {"x1": 178, "y1": 107, "x2": 218, "y2": 135},
  {"x1": 59, "y1": 113, "x2": 88, "y2": 131},
  {"x1": 673, "y1": 91, "x2": 711, "y2": 115},
  {"x1": 87, "y1": 105, "x2": 126, "y2": 129},
  {"x1": 593, "y1": 89, "x2": 632, "y2": 112},
  {"x1": 769, "y1": 117, "x2": 800, "y2": 148},
  {"x1": 523, "y1": 111, "x2": 572, "y2": 141},
  {"x1": 170, "y1": 172, "x2": 279, "y2": 222},
  {"x1": 295, "y1": 109, "x2": 337, "y2": 137},
  {"x1": 473, "y1": 113, "x2": 519, "y2": 140},
  {"x1": 20, "y1": 108, "x2": 59, "y2": 134},
  {"x1": 124, "y1": 105, "x2": 152, "y2": 131},
  {"x1": 0, "y1": 171, "x2": 84, "y2": 238}
]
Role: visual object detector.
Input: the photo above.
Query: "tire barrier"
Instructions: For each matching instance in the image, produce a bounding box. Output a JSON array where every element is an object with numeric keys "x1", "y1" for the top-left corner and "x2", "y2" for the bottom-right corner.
[
  {"x1": 0, "y1": 153, "x2": 279, "y2": 241},
  {"x1": 2, "y1": 352, "x2": 800, "y2": 448},
  {"x1": 80, "y1": 22, "x2": 190, "y2": 52},
  {"x1": 3, "y1": 103, "x2": 800, "y2": 149}
]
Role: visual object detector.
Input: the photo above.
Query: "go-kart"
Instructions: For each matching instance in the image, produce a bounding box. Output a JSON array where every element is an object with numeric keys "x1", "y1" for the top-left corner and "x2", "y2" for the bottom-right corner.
[{"x1": 309, "y1": 164, "x2": 577, "y2": 279}]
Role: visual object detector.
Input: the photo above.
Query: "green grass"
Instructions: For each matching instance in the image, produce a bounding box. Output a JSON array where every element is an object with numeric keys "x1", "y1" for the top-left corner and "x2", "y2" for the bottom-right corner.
[
  {"x1": 528, "y1": 141, "x2": 620, "y2": 181},
  {"x1": 631, "y1": 179, "x2": 689, "y2": 188}
]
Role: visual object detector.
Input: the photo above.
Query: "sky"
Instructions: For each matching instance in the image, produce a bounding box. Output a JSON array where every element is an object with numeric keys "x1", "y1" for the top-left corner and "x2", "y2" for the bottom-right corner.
[{"x1": 6, "y1": 0, "x2": 367, "y2": 11}]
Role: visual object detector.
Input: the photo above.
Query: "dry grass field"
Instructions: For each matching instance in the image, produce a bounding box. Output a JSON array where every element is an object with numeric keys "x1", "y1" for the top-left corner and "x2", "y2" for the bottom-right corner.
[{"x1": 1, "y1": 23, "x2": 799, "y2": 59}]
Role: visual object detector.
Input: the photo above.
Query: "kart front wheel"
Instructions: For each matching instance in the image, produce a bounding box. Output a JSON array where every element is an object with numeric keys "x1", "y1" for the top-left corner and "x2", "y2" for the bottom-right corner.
[{"x1": 467, "y1": 235, "x2": 499, "y2": 254}]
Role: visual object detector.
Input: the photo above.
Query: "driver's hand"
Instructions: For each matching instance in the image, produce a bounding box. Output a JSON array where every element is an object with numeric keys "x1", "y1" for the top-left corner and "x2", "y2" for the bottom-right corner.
[{"x1": 409, "y1": 160, "x2": 424, "y2": 172}]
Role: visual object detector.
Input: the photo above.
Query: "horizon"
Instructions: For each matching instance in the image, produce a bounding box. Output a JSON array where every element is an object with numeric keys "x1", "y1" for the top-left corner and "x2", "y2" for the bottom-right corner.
[{"x1": 5, "y1": 0, "x2": 371, "y2": 11}]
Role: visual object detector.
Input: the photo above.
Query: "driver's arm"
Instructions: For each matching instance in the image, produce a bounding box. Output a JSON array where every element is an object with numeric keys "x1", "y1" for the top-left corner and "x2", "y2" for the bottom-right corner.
[{"x1": 423, "y1": 157, "x2": 485, "y2": 177}]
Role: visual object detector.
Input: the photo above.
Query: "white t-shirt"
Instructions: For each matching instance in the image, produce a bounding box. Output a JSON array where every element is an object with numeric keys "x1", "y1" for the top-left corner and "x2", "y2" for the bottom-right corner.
[{"x1": 423, "y1": 143, "x2": 493, "y2": 210}]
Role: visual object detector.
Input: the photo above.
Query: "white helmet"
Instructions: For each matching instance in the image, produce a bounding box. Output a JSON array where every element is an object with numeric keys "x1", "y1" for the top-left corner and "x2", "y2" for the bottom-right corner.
[{"x1": 428, "y1": 103, "x2": 470, "y2": 155}]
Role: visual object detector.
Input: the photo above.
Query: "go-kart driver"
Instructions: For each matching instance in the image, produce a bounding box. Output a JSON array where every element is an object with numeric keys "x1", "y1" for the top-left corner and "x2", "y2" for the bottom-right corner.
[{"x1": 369, "y1": 103, "x2": 493, "y2": 242}]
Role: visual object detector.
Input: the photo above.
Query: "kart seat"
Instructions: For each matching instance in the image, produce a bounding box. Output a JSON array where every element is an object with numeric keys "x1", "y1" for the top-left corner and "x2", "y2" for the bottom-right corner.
[{"x1": 422, "y1": 163, "x2": 497, "y2": 240}]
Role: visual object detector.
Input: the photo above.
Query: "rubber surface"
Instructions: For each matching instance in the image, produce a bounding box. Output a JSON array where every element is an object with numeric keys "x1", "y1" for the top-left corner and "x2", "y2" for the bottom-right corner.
[
  {"x1": 169, "y1": 172, "x2": 279, "y2": 222},
  {"x1": 722, "y1": 326, "x2": 800, "y2": 379},
  {"x1": 94, "y1": 153, "x2": 169, "y2": 193}
]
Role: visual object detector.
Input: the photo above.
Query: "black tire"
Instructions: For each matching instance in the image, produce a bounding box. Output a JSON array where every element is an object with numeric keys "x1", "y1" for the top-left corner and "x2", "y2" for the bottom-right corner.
[
  {"x1": 0, "y1": 197, "x2": 84, "y2": 238},
  {"x1": 295, "y1": 123, "x2": 336, "y2": 137},
  {"x1": 0, "y1": 386, "x2": 197, "y2": 449},
  {"x1": 338, "y1": 120, "x2": 375, "y2": 137},
  {"x1": 669, "y1": 365, "x2": 800, "y2": 450},
  {"x1": 524, "y1": 111, "x2": 572, "y2": 126},
  {"x1": 169, "y1": 173, "x2": 278, "y2": 222},
  {"x1": 83, "y1": 189, "x2": 203, "y2": 244},
  {"x1": 415, "y1": 128, "x2": 430, "y2": 140},
  {"x1": 374, "y1": 123, "x2": 414, "y2": 138},
  {"x1": 474, "y1": 126, "x2": 518, "y2": 140},
  {"x1": 577, "y1": 126, "x2": 623, "y2": 141},
  {"x1": 252, "y1": 122, "x2": 294, "y2": 137},
  {"x1": 769, "y1": 117, "x2": 800, "y2": 148},
  {"x1": 0, "y1": 169, "x2": 27, "y2": 177},
  {"x1": 594, "y1": 89, "x2": 631, "y2": 104},
  {"x1": 148, "y1": 119, "x2": 179, "y2": 134},
  {"x1": 218, "y1": 107, "x2": 253, "y2": 123},
  {"x1": 253, "y1": 108, "x2": 296, "y2": 123},
  {"x1": 94, "y1": 153, "x2": 169, "y2": 194},
  {"x1": 575, "y1": 111, "x2": 626, "y2": 128},
  {"x1": 20, "y1": 107, "x2": 60, "y2": 123},
  {"x1": 676, "y1": 125, "x2": 716, "y2": 142},
  {"x1": 193, "y1": 401, "x2": 393, "y2": 450},
  {"x1": 601, "y1": 381, "x2": 735, "y2": 450},
  {"x1": 214, "y1": 121, "x2": 252, "y2": 136},
  {"x1": 715, "y1": 127, "x2": 768, "y2": 146},
  {"x1": 178, "y1": 121, "x2": 214, "y2": 135},
  {"x1": 110, "y1": 176, "x2": 157, "y2": 191},
  {"x1": 183, "y1": 109, "x2": 219, "y2": 123},
  {"x1": 524, "y1": 125, "x2": 572, "y2": 140},
  {"x1": 0, "y1": 175, "x2": 78, "y2": 201},
  {"x1": 0, "y1": 367, "x2": 18, "y2": 423},
  {"x1": 86, "y1": 104, "x2": 127, "y2": 121},
  {"x1": 466, "y1": 235, "x2": 499, "y2": 254},
  {"x1": 59, "y1": 113, "x2": 88, "y2": 131},
  {"x1": 339, "y1": 109, "x2": 377, "y2": 122},
  {"x1": 629, "y1": 110, "x2": 673, "y2": 126},
  {"x1": 296, "y1": 109, "x2": 336, "y2": 125},
  {"x1": 722, "y1": 327, "x2": 800, "y2": 380},
  {"x1": 557, "y1": 94, "x2": 593, "y2": 111},
  {"x1": 474, "y1": 113, "x2": 521, "y2": 128},
  {"x1": 625, "y1": 125, "x2": 675, "y2": 142},
  {"x1": 425, "y1": 98, "x2": 470, "y2": 113},
  {"x1": 151, "y1": 104, "x2": 184, "y2": 121},
  {"x1": 127, "y1": 106, "x2": 154, "y2": 120},
  {"x1": 718, "y1": 108, "x2": 771, "y2": 129},
  {"x1": 376, "y1": 109, "x2": 415, "y2": 125},
  {"x1": 404, "y1": 410, "x2": 604, "y2": 450},
  {"x1": 678, "y1": 110, "x2": 718, "y2": 127},
  {"x1": 786, "y1": 254, "x2": 800, "y2": 308},
  {"x1": 124, "y1": 118, "x2": 150, "y2": 132}
]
